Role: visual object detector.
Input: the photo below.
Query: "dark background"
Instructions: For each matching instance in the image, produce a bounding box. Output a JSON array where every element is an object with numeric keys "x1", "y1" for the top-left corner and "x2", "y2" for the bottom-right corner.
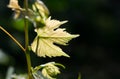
[{"x1": 0, "y1": 0, "x2": 120, "y2": 79}]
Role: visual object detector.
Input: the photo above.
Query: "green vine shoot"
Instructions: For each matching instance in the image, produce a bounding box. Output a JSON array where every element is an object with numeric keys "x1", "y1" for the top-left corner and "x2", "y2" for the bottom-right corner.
[{"x1": 0, "y1": 0, "x2": 79, "y2": 79}]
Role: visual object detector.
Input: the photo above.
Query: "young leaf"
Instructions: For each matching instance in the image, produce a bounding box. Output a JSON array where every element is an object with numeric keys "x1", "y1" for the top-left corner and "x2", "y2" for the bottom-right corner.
[
  {"x1": 33, "y1": 0, "x2": 49, "y2": 19},
  {"x1": 8, "y1": 0, "x2": 21, "y2": 10},
  {"x1": 31, "y1": 17, "x2": 79, "y2": 57},
  {"x1": 8, "y1": 0, "x2": 22, "y2": 19},
  {"x1": 32, "y1": 62, "x2": 61, "y2": 79}
]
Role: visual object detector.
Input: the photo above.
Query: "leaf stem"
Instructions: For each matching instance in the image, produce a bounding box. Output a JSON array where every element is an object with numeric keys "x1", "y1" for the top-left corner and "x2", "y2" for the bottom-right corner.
[{"x1": 0, "y1": 26, "x2": 25, "y2": 52}]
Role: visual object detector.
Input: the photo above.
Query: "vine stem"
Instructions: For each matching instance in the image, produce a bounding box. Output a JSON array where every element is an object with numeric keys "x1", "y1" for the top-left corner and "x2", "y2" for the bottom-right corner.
[
  {"x1": 24, "y1": 19, "x2": 32, "y2": 79},
  {"x1": 0, "y1": 26, "x2": 25, "y2": 52},
  {"x1": 24, "y1": 0, "x2": 32, "y2": 79}
]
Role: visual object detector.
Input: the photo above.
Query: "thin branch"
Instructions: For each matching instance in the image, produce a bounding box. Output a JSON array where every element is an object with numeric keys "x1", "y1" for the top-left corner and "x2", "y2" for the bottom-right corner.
[{"x1": 0, "y1": 26, "x2": 25, "y2": 52}]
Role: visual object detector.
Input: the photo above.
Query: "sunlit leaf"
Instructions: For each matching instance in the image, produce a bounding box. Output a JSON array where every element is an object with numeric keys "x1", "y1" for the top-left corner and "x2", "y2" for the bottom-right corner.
[
  {"x1": 7, "y1": 0, "x2": 21, "y2": 10},
  {"x1": 32, "y1": 62, "x2": 62, "y2": 79},
  {"x1": 33, "y1": 0, "x2": 49, "y2": 19},
  {"x1": 41, "y1": 62, "x2": 60, "y2": 79},
  {"x1": 8, "y1": 0, "x2": 22, "y2": 19},
  {"x1": 8, "y1": 0, "x2": 36, "y2": 20},
  {"x1": 31, "y1": 17, "x2": 79, "y2": 57}
]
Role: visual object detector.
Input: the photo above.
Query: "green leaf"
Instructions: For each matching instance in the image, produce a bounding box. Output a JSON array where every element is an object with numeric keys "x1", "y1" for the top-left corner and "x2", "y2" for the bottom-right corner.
[{"x1": 31, "y1": 17, "x2": 79, "y2": 57}]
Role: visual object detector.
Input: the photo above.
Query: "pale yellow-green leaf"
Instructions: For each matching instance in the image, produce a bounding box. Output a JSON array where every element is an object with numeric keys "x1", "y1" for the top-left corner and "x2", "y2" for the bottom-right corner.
[
  {"x1": 8, "y1": 0, "x2": 22, "y2": 19},
  {"x1": 33, "y1": 0, "x2": 49, "y2": 19},
  {"x1": 42, "y1": 68, "x2": 56, "y2": 79},
  {"x1": 32, "y1": 62, "x2": 63, "y2": 79},
  {"x1": 31, "y1": 37, "x2": 70, "y2": 57},
  {"x1": 41, "y1": 62, "x2": 60, "y2": 79},
  {"x1": 8, "y1": 0, "x2": 21, "y2": 10},
  {"x1": 31, "y1": 17, "x2": 79, "y2": 57}
]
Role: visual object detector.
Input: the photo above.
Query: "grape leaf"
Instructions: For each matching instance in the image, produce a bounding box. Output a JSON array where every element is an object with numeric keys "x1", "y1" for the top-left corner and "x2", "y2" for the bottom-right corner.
[
  {"x1": 8, "y1": 0, "x2": 21, "y2": 9},
  {"x1": 31, "y1": 17, "x2": 79, "y2": 57},
  {"x1": 8, "y1": 0, "x2": 22, "y2": 19},
  {"x1": 33, "y1": 0, "x2": 49, "y2": 18}
]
